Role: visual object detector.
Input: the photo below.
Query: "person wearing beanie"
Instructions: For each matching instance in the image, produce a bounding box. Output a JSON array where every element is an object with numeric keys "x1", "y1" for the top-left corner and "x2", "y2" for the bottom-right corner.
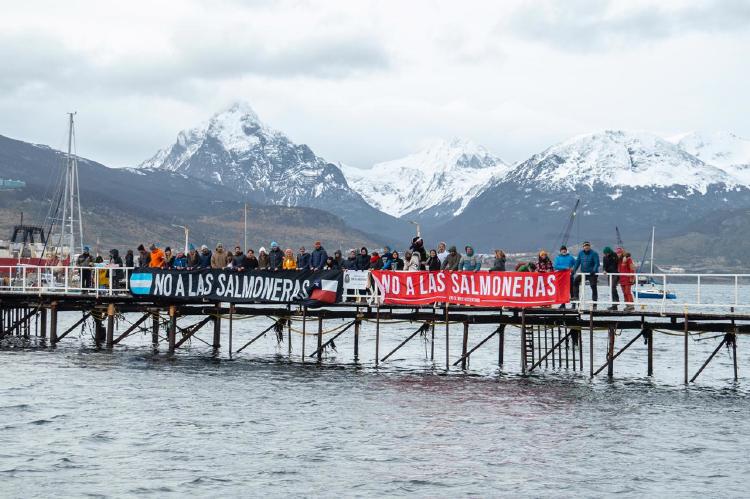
[
  {"x1": 458, "y1": 245, "x2": 481, "y2": 271},
  {"x1": 602, "y1": 246, "x2": 621, "y2": 310},
  {"x1": 258, "y1": 247, "x2": 270, "y2": 270},
  {"x1": 537, "y1": 250, "x2": 553, "y2": 273},
  {"x1": 441, "y1": 246, "x2": 461, "y2": 271},
  {"x1": 211, "y1": 242, "x2": 231, "y2": 269},
  {"x1": 554, "y1": 245, "x2": 577, "y2": 307},
  {"x1": 268, "y1": 243, "x2": 284, "y2": 271},
  {"x1": 198, "y1": 244, "x2": 212, "y2": 269},
  {"x1": 186, "y1": 244, "x2": 200, "y2": 269}
]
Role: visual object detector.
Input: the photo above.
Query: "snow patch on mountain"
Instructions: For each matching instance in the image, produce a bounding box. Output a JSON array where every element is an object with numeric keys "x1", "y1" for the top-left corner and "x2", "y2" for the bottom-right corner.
[
  {"x1": 504, "y1": 130, "x2": 736, "y2": 194},
  {"x1": 343, "y1": 138, "x2": 509, "y2": 218},
  {"x1": 672, "y1": 131, "x2": 750, "y2": 184}
]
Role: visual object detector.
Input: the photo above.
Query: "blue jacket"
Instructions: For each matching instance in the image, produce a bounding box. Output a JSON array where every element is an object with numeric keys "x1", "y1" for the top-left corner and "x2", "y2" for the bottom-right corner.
[
  {"x1": 310, "y1": 247, "x2": 328, "y2": 270},
  {"x1": 553, "y1": 254, "x2": 576, "y2": 271},
  {"x1": 381, "y1": 252, "x2": 394, "y2": 270},
  {"x1": 296, "y1": 252, "x2": 311, "y2": 271},
  {"x1": 198, "y1": 250, "x2": 212, "y2": 269},
  {"x1": 573, "y1": 249, "x2": 600, "y2": 274},
  {"x1": 458, "y1": 247, "x2": 481, "y2": 271}
]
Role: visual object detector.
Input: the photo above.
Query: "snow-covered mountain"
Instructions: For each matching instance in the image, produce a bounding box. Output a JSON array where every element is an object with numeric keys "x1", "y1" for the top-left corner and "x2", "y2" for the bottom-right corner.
[
  {"x1": 504, "y1": 130, "x2": 736, "y2": 194},
  {"x1": 436, "y1": 130, "x2": 750, "y2": 251},
  {"x1": 140, "y1": 102, "x2": 410, "y2": 242},
  {"x1": 343, "y1": 138, "x2": 509, "y2": 221},
  {"x1": 672, "y1": 131, "x2": 750, "y2": 184}
]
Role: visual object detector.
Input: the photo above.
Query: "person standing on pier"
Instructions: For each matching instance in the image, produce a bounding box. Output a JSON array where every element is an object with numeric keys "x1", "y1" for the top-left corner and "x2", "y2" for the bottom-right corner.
[
  {"x1": 618, "y1": 250, "x2": 636, "y2": 311},
  {"x1": 245, "y1": 249, "x2": 259, "y2": 270},
  {"x1": 198, "y1": 245, "x2": 212, "y2": 269},
  {"x1": 297, "y1": 246, "x2": 311, "y2": 271},
  {"x1": 437, "y1": 242, "x2": 448, "y2": 263},
  {"x1": 232, "y1": 246, "x2": 246, "y2": 269},
  {"x1": 125, "y1": 249, "x2": 134, "y2": 269},
  {"x1": 355, "y1": 247, "x2": 370, "y2": 270},
  {"x1": 76, "y1": 247, "x2": 93, "y2": 289},
  {"x1": 283, "y1": 248, "x2": 297, "y2": 270},
  {"x1": 164, "y1": 247, "x2": 175, "y2": 269},
  {"x1": 137, "y1": 244, "x2": 149, "y2": 268},
  {"x1": 211, "y1": 243, "x2": 231, "y2": 269},
  {"x1": 426, "y1": 249, "x2": 441, "y2": 271},
  {"x1": 148, "y1": 244, "x2": 166, "y2": 269},
  {"x1": 602, "y1": 246, "x2": 621, "y2": 310},
  {"x1": 391, "y1": 251, "x2": 405, "y2": 270},
  {"x1": 258, "y1": 247, "x2": 269, "y2": 270},
  {"x1": 441, "y1": 246, "x2": 461, "y2": 270},
  {"x1": 268, "y1": 242, "x2": 284, "y2": 271},
  {"x1": 186, "y1": 245, "x2": 200, "y2": 269},
  {"x1": 310, "y1": 241, "x2": 328, "y2": 271},
  {"x1": 458, "y1": 245, "x2": 481, "y2": 271},
  {"x1": 572, "y1": 241, "x2": 600, "y2": 306},
  {"x1": 109, "y1": 249, "x2": 124, "y2": 288},
  {"x1": 404, "y1": 250, "x2": 420, "y2": 271},
  {"x1": 342, "y1": 249, "x2": 357, "y2": 270},
  {"x1": 333, "y1": 249, "x2": 344, "y2": 268},
  {"x1": 554, "y1": 245, "x2": 576, "y2": 307},
  {"x1": 491, "y1": 250, "x2": 506, "y2": 271},
  {"x1": 537, "y1": 250, "x2": 553, "y2": 272}
]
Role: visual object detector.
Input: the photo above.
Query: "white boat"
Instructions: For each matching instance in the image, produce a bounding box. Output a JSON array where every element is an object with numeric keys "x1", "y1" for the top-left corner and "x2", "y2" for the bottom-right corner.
[{"x1": 635, "y1": 227, "x2": 677, "y2": 300}]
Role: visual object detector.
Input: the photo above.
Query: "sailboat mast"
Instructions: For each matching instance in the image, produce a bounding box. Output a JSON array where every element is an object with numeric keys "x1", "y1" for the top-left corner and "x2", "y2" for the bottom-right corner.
[
  {"x1": 67, "y1": 112, "x2": 75, "y2": 252},
  {"x1": 650, "y1": 226, "x2": 655, "y2": 274}
]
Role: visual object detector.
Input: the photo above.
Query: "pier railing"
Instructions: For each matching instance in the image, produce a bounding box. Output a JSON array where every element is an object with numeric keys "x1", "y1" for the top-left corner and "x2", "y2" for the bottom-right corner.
[{"x1": 1, "y1": 265, "x2": 747, "y2": 314}]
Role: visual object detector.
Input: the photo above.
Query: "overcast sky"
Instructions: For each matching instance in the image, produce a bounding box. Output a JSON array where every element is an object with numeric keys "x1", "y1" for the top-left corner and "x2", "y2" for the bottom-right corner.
[{"x1": 1, "y1": 0, "x2": 749, "y2": 168}]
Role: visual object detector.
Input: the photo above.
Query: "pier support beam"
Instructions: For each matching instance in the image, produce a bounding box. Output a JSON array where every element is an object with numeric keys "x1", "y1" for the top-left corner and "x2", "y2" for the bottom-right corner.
[
  {"x1": 228, "y1": 304, "x2": 234, "y2": 359},
  {"x1": 375, "y1": 306, "x2": 381, "y2": 367},
  {"x1": 444, "y1": 304, "x2": 450, "y2": 371},
  {"x1": 461, "y1": 322, "x2": 469, "y2": 370},
  {"x1": 607, "y1": 325, "x2": 616, "y2": 378},
  {"x1": 40, "y1": 307, "x2": 47, "y2": 340},
  {"x1": 168, "y1": 305, "x2": 177, "y2": 353},
  {"x1": 212, "y1": 303, "x2": 221, "y2": 350},
  {"x1": 684, "y1": 314, "x2": 689, "y2": 385},
  {"x1": 589, "y1": 314, "x2": 594, "y2": 378},
  {"x1": 498, "y1": 323, "x2": 505, "y2": 368},
  {"x1": 106, "y1": 303, "x2": 115, "y2": 348},
  {"x1": 50, "y1": 303, "x2": 58, "y2": 345},
  {"x1": 301, "y1": 306, "x2": 307, "y2": 362},
  {"x1": 151, "y1": 310, "x2": 159, "y2": 350},
  {"x1": 645, "y1": 328, "x2": 653, "y2": 376},
  {"x1": 316, "y1": 316, "x2": 323, "y2": 363},
  {"x1": 520, "y1": 310, "x2": 527, "y2": 374},
  {"x1": 353, "y1": 318, "x2": 360, "y2": 363}
]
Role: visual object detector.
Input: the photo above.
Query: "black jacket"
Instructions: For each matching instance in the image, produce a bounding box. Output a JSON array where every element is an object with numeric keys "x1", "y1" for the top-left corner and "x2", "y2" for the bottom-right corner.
[
  {"x1": 603, "y1": 253, "x2": 619, "y2": 273},
  {"x1": 268, "y1": 248, "x2": 284, "y2": 271},
  {"x1": 355, "y1": 253, "x2": 370, "y2": 271}
]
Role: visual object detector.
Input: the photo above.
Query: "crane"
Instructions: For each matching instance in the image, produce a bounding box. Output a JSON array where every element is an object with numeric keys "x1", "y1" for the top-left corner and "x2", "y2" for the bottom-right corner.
[
  {"x1": 615, "y1": 226, "x2": 624, "y2": 247},
  {"x1": 556, "y1": 199, "x2": 580, "y2": 249}
]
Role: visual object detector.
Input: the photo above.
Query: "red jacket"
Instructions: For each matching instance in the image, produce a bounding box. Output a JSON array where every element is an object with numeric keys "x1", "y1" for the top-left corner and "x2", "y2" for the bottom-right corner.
[{"x1": 618, "y1": 257, "x2": 636, "y2": 284}]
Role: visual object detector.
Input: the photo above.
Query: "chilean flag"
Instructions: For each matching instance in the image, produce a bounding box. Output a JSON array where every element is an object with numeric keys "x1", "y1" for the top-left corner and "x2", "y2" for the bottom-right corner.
[{"x1": 310, "y1": 278, "x2": 339, "y2": 304}]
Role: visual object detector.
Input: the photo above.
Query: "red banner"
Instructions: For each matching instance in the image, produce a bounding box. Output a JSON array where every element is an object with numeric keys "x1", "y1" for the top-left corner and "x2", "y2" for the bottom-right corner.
[{"x1": 370, "y1": 270, "x2": 571, "y2": 307}]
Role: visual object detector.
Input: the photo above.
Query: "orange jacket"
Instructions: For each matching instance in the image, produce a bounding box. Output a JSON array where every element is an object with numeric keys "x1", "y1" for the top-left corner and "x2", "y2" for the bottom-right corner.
[{"x1": 149, "y1": 248, "x2": 166, "y2": 268}]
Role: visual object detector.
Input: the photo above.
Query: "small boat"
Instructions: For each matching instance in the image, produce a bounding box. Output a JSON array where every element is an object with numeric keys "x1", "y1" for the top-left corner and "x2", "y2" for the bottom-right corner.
[{"x1": 635, "y1": 227, "x2": 676, "y2": 300}]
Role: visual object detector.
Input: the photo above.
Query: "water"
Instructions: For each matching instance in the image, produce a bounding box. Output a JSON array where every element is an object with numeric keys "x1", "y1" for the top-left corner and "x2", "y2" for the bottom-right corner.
[{"x1": 2, "y1": 294, "x2": 749, "y2": 496}]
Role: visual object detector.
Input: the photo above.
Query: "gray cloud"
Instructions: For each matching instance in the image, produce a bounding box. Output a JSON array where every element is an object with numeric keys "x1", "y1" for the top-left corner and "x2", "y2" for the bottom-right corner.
[
  {"x1": 505, "y1": 0, "x2": 750, "y2": 52},
  {"x1": 0, "y1": 30, "x2": 389, "y2": 98}
]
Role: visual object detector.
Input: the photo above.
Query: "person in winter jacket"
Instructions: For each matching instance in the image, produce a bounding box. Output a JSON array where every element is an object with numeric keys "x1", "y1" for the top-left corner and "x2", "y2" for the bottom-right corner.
[
  {"x1": 186, "y1": 244, "x2": 201, "y2": 269},
  {"x1": 211, "y1": 243, "x2": 231, "y2": 269},
  {"x1": 231, "y1": 246, "x2": 247, "y2": 269},
  {"x1": 268, "y1": 242, "x2": 284, "y2": 271},
  {"x1": 515, "y1": 262, "x2": 537, "y2": 272},
  {"x1": 553, "y1": 246, "x2": 576, "y2": 271},
  {"x1": 410, "y1": 237, "x2": 427, "y2": 269},
  {"x1": 173, "y1": 251, "x2": 188, "y2": 269},
  {"x1": 137, "y1": 244, "x2": 149, "y2": 268},
  {"x1": 245, "y1": 249, "x2": 259, "y2": 270},
  {"x1": 198, "y1": 245, "x2": 212, "y2": 269},
  {"x1": 258, "y1": 247, "x2": 270, "y2": 270},
  {"x1": 369, "y1": 251, "x2": 383, "y2": 270},
  {"x1": 572, "y1": 242, "x2": 600, "y2": 304},
  {"x1": 441, "y1": 246, "x2": 461, "y2": 270},
  {"x1": 458, "y1": 245, "x2": 481, "y2": 271},
  {"x1": 437, "y1": 242, "x2": 449, "y2": 264},
  {"x1": 282, "y1": 248, "x2": 297, "y2": 270},
  {"x1": 355, "y1": 247, "x2": 370, "y2": 271},
  {"x1": 296, "y1": 247, "x2": 311, "y2": 271},
  {"x1": 164, "y1": 247, "x2": 175, "y2": 269},
  {"x1": 537, "y1": 250, "x2": 553, "y2": 273},
  {"x1": 380, "y1": 246, "x2": 394, "y2": 270},
  {"x1": 342, "y1": 250, "x2": 357, "y2": 270},
  {"x1": 310, "y1": 241, "x2": 328, "y2": 271},
  {"x1": 554, "y1": 245, "x2": 576, "y2": 307},
  {"x1": 391, "y1": 251, "x2": 405, "y2": 270},
  {"x1": 77, "y1": 246, "x2": 94, "y2": 289},
  {"x1": 602, "y1": 246, "x2": 620, "y2": 310},
  {"x1": 491, "y1": 250, "x2": 506, "y2": 271},
  {"x1": 404, "y1": 250, "x2": 420, "y2": 271},
  {"x1": 149, "y1": 244, "x2": 166, "y2": 268},
  {"x1": 426, "y1": 250, "x2": 441, "y2": 271},
  {"x1": 618, "y1": 250, "x2": 636, "y2": 311},
  {"x1": 324, "y1": 256, "x2": 338, "y2": 270},
  {"x1": 333, "y1": 249, "x2": 343, "y2": 268},
  {"x1": 125, "y1": 249, "x2": 134, "y2": 268},
  {"x1": 109, "y1": 249, "x2": 124, "y2": 287}
]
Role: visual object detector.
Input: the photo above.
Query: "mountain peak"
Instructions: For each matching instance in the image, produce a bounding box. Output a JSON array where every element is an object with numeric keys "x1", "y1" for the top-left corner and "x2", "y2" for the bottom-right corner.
[{"x1": 675, "y1": 130, "x2": 750, "y2": 167}]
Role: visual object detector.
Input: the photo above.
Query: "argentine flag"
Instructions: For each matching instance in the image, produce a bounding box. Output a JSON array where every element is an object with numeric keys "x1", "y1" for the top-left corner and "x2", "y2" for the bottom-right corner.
[{"x1": 130, "y1": 272, "x2": 154, "y2": 295}]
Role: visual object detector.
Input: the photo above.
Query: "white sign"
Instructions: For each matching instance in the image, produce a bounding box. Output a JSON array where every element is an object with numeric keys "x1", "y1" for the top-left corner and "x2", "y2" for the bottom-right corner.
[{"x1": 343, "y1": 270, "x2": 369, "y2": 290}]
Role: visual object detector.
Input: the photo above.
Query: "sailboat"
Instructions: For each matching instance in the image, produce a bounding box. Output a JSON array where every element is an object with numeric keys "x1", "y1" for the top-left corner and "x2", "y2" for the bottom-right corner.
[{"x1": 635, "y1": 227, "x2": 676, "y2": 300}]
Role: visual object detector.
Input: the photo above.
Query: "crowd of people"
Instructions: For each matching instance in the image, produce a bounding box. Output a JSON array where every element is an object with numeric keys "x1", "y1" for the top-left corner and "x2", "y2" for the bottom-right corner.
[{"x1": 80, "y1": 236, "x2": 637, "y2": 309}]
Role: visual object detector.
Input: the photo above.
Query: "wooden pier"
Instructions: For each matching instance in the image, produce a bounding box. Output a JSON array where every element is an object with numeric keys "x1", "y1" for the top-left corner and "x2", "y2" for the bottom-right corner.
[{"x1": 0, "y1": 292, "x2": 746, "y2": 383}]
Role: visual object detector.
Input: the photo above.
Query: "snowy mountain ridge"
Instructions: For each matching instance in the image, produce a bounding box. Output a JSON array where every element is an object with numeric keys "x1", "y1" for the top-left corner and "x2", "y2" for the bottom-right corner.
[
  {"x1": 502, "y1": 130, "x2": 738, "y2": 195},
  {"x1": 343, "y1": 138, "x2": 509, "y2": 219}
]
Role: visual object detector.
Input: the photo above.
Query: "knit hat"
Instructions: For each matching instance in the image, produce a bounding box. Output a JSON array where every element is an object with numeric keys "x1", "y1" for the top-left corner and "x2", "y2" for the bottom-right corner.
[
  {"x1": 615, "y1": 247, "x2": 624, "y2": 254},
  {"x1": 560, "y1": 245, "x2": 567, "y2": 251},
  {"x1": 603, "y1": 246, "x2": 613, "y2": 254},
  {"x1": 259, "y1": 246, "x2": 267, "y2": 253},
  {"x1": 271, "y1": 241, "x2": 278, "y2": 248},
  {"x1": 189, "y1": 243, "x2": 196, "y2": 251}
]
